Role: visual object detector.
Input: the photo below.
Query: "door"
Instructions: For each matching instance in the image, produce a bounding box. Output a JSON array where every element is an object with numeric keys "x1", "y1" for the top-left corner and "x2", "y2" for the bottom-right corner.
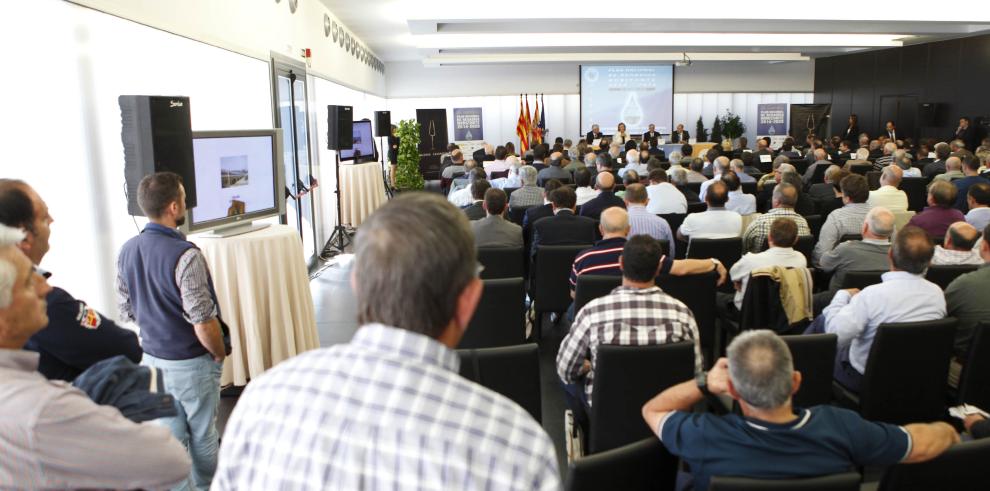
[
  {"x1": 272, "y1": 57, "x2": 318, "y2": 261},
  {"x1": 879, "y1": 95, "x2": 918, "y2": 140}
]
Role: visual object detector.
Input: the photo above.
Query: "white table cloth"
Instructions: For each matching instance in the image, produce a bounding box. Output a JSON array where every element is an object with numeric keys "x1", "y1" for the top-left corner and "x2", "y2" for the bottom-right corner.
[{"x1": 340, "y1": 161, "x2": 387, "y2": 226}]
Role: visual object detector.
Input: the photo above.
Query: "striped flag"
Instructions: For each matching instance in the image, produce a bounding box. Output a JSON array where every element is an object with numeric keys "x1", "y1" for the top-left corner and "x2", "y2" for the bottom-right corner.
[
  {"x1": 531, "y1": 96, "x2": 541, "y2": 145},
  {"x1": 538, "y1": 93, "x2": 547, "y2": 144},
  {"x1": 515, "y1": 94, "x2": 529, "y2": 153},
  {"x1": 524, "y1": 95, "x2": 533, "y2": 147}
]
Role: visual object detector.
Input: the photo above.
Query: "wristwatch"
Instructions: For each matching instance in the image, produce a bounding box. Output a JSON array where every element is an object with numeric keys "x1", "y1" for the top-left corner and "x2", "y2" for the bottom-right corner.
[{"x1": 696, "y1": 370, "x2": 711, "y2": 397}]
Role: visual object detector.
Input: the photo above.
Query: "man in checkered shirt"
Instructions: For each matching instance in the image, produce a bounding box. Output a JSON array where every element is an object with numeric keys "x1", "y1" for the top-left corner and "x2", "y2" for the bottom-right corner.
[
  {"x1": 214, "y1": 193, "x2": 560, "y2": 491},
  {"x1": 556, "y1": 234, "x2": 703, "y2": 427},
  {"x1": 741, "y1": 182, "x2": 811, "y2": 253}
]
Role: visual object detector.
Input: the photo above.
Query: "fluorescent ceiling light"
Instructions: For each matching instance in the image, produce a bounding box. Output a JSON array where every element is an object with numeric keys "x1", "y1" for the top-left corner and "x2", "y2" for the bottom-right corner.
[
  {"x1": 423, "y1": 52, "x2": 810, "y2": 65},
  {"x1": 413, "y1": 33, "x2": 905, "y2": 49}
]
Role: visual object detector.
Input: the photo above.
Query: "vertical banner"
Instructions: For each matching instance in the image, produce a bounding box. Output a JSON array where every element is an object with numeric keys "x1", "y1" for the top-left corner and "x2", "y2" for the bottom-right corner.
[
  {"x1": 453, "y1": 107, "x2": 484, "y2": 141},
  {"x1": 757, "y1": 103, "x2": 788, "y2": 148},
  {"x1": 416, "y1": 108, "x2": 449, "y2": 179},
  {"x1": 789, "y1": 104, "x2": 832, "y2": 144}
]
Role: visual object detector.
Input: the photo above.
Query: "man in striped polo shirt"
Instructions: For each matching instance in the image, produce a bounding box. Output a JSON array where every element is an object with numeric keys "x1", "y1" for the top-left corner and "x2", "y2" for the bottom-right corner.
[{"x1": 569, "y1": 206, "x2": 629, "y2": 296}]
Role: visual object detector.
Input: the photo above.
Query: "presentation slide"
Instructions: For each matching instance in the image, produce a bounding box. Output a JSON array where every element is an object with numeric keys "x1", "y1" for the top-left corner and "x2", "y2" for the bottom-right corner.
[
  {"x1": 190, "y1": 135, "x2": 277, "y2": 224},
  {"x1": 340, "y1": 120, "x2": 375, "y2": 161},
  {"x1": 580, "y1": 64, "x2": 674, "y2": 136}
]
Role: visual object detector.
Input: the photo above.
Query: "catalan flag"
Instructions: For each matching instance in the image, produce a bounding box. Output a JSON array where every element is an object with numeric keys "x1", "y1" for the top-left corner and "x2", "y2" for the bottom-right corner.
[
  {"x1": 531, "y1": 96, "x2": 541, "y2": 145},
  {"x1": 516, "y1": 94, "x2": 530, "y2": 153}
]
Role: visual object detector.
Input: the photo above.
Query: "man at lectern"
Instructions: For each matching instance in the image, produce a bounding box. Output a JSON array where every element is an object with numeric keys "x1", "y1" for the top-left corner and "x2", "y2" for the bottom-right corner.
[{"x1": 671, "y1": 124, "x2": 690, "y2": 143}]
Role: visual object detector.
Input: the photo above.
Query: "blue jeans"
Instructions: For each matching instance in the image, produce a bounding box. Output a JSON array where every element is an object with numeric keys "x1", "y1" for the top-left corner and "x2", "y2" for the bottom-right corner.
[{"x1": 143, "y1": 353, "x2": 222, "y2": 491}]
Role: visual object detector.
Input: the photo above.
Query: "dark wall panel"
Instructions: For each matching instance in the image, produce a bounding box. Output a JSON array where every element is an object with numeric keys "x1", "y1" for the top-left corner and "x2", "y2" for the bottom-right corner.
[{"x1": 815, "y1": 32, "x2": 990, "y2": 144}]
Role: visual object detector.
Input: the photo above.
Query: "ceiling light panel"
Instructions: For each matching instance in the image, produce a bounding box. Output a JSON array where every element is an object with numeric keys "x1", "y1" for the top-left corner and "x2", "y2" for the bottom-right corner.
[{"x1": 413, "y1": 33, "x2": 906, "y2": 49}]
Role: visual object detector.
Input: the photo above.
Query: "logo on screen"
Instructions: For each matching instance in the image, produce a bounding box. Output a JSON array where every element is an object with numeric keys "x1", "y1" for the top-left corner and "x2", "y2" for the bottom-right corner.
[{"x1": 584, "y1": 68, "x2": 599, "y2": 83}]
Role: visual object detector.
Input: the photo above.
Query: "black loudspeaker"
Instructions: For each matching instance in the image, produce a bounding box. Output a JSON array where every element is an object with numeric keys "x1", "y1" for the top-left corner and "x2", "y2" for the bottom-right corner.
[
  {"x1": 918, "y1": 102, "x2": 940, "y2": 127},
  {"x1": 327, "y1": 105, "x2": 353, "y2": 150},
  {"x1": 119, "y1": 95, "x2": 197, "y2": 216},
  {"x1": 374, "y1": 110, "x2": 391, "y2": 137}
]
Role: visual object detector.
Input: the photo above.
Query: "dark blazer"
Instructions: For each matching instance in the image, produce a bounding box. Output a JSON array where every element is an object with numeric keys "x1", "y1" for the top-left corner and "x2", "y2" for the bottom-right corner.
[
  {"x1": 671, "y1": 130, "x2": 690, "y2": 143},
  {"x1": 808, "y1": 183, "x2": 837, "y2": 202},
  {"x1": 523, "y1": 204, "x2": 554, "y2": 231},
  {"x1": 578, "y1": 191, "x2": 625, "y2": 220},
  {"x1": 530, "y1": 210, "x2": 597, "y2": 260},
  {"x1": 463, "y1": 201, "x2": 486, "y2": 221},
  {"x1": 841, "y1": 125, "x2": 860, "y2": 143},
  {"x1": 677, "y1": 185, "x2": 702, "y2": 204},
  {"x1": 642, "y1": 131, "x2": 660, "y2": 143},
  {"x1": 922, "y1": 160, "x2": 946, "y2": 179},
  {"x1": 473, "y1": 148, "x2": 495, "y2": 163},
  {"x1": 586, "y1": 131, "x2": 603, "y2": 144},
  {"x1": 955, "y1": 126, "x2": 980, "y2": 152},
  {"x1": 882, "y1": 129, "x2": 901, "y2": 141}
]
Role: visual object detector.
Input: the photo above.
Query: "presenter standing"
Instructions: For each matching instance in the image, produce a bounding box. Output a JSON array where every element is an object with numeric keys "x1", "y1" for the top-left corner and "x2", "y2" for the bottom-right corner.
[
  {"x1": 388, "y1": 124, "x2": 399, "y2": 188},
  {"x1": 586, "y1": 124, "x2": 603, "y2": 145},
  {"x1": 671, "y1": 124, "x2": 690, "y2": 143},
  {"x1": 614, "y1": 122, "x2": 630, "y2": 145}
]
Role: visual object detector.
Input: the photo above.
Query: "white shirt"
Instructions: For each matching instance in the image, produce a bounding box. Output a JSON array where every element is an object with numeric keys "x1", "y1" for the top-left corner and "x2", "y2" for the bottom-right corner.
[
  {"x1": 484, "y1": 159, "x2": 509, "y2": 173},
  {"x1": 966, "y1": 207, "x2": 990, "y2": 231},
  {"x1": 726, "y1": 190, "x2": 757, "y2": 215},
  {"x1": 618, "y1": 163, "x2": 647, "y2": 179},
  {"x1": 448, "y1": 186, "x2": 474, "y2": 207},
  {"x1": 646, "y1": 182, "x2": 688, "y2": 214},
  {"x1": 679, "y1": 208, "x2": 742, "y2": 240},
  {"x1": 932, "y1": 246, "x2": 984, "y2": 266},
  {"x1": 698, "y1": 176, "x2": 720, "y2": 201},
  {"x1": 730, "y1": 247, "x2": 808, "y2": 309},
  {"x1": 901, "y1": 166, "x2": 922, "y2": 178},
  {"x1": 867, "y1": 185, "x2": 909, "y2": 212},
  {"x1": 575, "y1": 186, "x2": 601, "y2": 206}
]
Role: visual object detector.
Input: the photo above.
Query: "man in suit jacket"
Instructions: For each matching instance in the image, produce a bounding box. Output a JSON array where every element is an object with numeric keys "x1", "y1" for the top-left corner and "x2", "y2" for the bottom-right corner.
[
  {"x1": 530, "y1": 186, "x2": 597, "y2": 261},
  {"x1": 642, "y1": 123, "x2": 660, "y2": 144},
  {"x1": 671, "y1": 124, "x2": 690, "y2": 143},
  {"x1": 537, "y1": 153, "x2": 572, "y2": 186},
  {"x1": 471, "y1": 188, "x2": 523, "y2": 248},
  {"x1": 472, "y1": 143, "x2": 495, "y2": 164},
  {"x1": 923, "y1": 142, "x2": 951, "y2": 179},
  {"x1": 523, "y1": 180, "x2": 563, "y2": 237},
  {"x1": 954, "y1": 117, "x2": 980, "y2": 152},
  {"x1": 882, "y1": 120, "x2": 900, "y2": 142},
  {"x1": 462, "y1": 179, "x2": 491, "y2": 221},
  {"x1": 579, "y1": 172, "x2": 625, "y2": 221},
  {"x1": 585, "y1": 124, "x2": 603, "y2": 145}
]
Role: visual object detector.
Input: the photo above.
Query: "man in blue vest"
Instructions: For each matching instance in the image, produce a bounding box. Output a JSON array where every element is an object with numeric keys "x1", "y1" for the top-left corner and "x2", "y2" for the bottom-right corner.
[{"x1": 116, "y1": 172, "x2": 227, "y2": 491}]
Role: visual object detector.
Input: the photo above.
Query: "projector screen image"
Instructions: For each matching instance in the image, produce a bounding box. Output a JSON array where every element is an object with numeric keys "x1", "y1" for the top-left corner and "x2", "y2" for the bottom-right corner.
[
  {"x1": 339, "y1": 120, "x2": 375, "y2": 162},
  {"x1": 580, "y1": 64, "x2": 674, "y2": 136},
  {"x1": 190, "y1": 135, "x2": 277, "y2": 225}
]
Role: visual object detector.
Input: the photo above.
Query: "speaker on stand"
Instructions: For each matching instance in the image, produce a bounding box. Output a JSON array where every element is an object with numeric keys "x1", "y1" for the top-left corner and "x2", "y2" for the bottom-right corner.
[
  {"x1": 375, "y1": 110, "x2": 394, "y2": 200},
  {"x1": 320, "y1": 105, "x2": 354, "y2": 259}
]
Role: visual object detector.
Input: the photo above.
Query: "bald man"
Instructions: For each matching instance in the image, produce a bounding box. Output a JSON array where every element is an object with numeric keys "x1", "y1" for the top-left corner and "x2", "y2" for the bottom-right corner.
[
  {"x1": 579, "y1": 171, "x2": 625, "y2": 221},
  {"x1": 867, "y1": 165, "x2": 908, "y2": 212},
  {"x1": 932, "y1": 222, "x2": 984, "y2": 265},
  {"x1": 570, "y1": 207, "x2": 630, "y2": 296}
]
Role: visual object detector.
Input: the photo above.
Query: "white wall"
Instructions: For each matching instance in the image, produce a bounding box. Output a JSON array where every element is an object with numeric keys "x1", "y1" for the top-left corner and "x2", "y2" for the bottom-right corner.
[
  {"x1": 69, "y1": 0, "x2": 386, "y2": 95},
  {"x1": 674, "y1": 92, "x2": 815, "y2": 144},
  {"x1": 385, "y1": 60, "x2": 814, "y2": 98}
]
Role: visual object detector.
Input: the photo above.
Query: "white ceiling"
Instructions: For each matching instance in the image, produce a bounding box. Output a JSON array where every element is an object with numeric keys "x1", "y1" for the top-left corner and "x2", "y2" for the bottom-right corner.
[{"x1": 322, "y1": 0, "x2": 990, "y2": 66}]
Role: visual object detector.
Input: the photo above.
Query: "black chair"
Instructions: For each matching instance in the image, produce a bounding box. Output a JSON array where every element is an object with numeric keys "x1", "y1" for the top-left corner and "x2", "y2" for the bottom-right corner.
[
  {"x1": 566, "y1": 438, "x2": 676, "y2": 491},
  {"x1": 477, "y1": 246, "x2": 525, "y2": 280},
  {"x1": 507, "y1": 205, "x2": 533, "y2": 225},
  {"x1": 805, "y1": 214, "x2": 823, "y2": 244},
  {"x1": 737, "y1": 270, "x2": 812, "y2": 336},
  {"x1": 686, "y1": 182, "x2": 702, "y2": 196},
  {"x1": 848, "y1": 165, "x2": 870, "y2": 176},
  {"x1": 926, "y1": 264, "x2": 978, "y2": 290},
  {"x1": 489, "y1": 170, "x2": 509, "y2": 179},
  {"x1": 573, "y1": 275, "x2": 622, "y2": 314},
  {"x1": 877, "y1": 438, "x2": 990, "y2": 491},
  {"x1": 838, "y1": 270, "x2": 885, "y2": 290},
  {"x1": 503, "y1": 186, "x2": 519, "y2": 198},
  {"x1": 837, "y1": 234, "x2": 862, "y2": 244},
  {"x1": 658, "y1": 214, "x2": 687, "y2": 240},
  {"x1": 741, "y1": 181, "x2": 757, "y2": 195},
  {"x1": 795, "y1": 235, "x2": 816, "y2": 265},
  {"x1": 687, "y1": 201, "x2": 708, "y2": 214},
  {"x1": 899, "y1": 177, "x2": 928, "y2": 212},
  {"x1": 709, "y1": 472, "x2": 860, "y2": 491},
  {"x1": 807, "y1": 163, "x2": 830, "y2": 188},
  {"x1": 836, "y1": 318, "x2": 956, "y2": 425},
  {"x1": 459, "y1": 278, "x2": 526, "y2": 349},
  {"x1": 589, "y1": 342, "x2": 695, "y2": 453},
  {"x1": 956, "y1": 322, "x2": 990, "y2": 410},
  {"x1": 457, "y1": 344, "x2": 541, "y2": 423},
  {"x1": 687, "y1": 237, "x2": 744, "y2": 272},
  {"x1": 657, "y1": 271, "x2": 718, "y2": 368},
  {"x1": 532, "y1": 244, "x2": 591, "y2": 337},
  {"x1": 782, "y1": 334, "x2": 837, "y2": 407},
  {"x1": 866, "y1": 171, "x2": 881, "y2": 190}
]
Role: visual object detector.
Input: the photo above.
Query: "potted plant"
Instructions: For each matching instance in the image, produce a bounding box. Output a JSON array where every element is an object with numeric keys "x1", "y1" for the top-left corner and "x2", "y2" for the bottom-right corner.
[
  {"x1": 394, "y1": 119, "x2": 424, "y2": 191},
  {"x1": 720, "y1": 110, "x2": 747, "y2": 147},
  {"x1": 695, "y1": 116, "x2": 708, "y2": 142},
  {"x1": 710, "y1": 116, "x2": 723, "y2": 144}
]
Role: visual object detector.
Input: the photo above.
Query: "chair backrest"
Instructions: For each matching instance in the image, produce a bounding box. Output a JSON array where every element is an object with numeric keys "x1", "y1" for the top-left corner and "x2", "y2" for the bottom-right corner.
[
  {"x1": 565, "y1": 438, "x2": 677, "y2": 491},
  {"x1": 957, "y1": 322, "x2": 990, "y2": 410},
  {"x1": 656, "y1": 271, "x2": 718, "y2": 368},
  {"x1": 709, "y1": 472, "x2": 861, "y2": 491},
  {"x1": 573, "y1": 275, "x2": 622, "y2": 314},
  {"x1": 686, "y1": 181, "x2": 702, "y2": 195},
  {"x1": 860, "y1": 318, "x2": 957, "y2": 425},
  {"x1": 866, "y1": 171, "x2": 881, "y2": 190},
  {"x1": 804, "y1": 214, "x2": 823, "y2": 243},
  {"x1": 839, "y1": 270, "x2": 885, "y2": 290},
  {"x1": 741, "y1": 181, "x2": 757, "y2": 195},
  {"x1": 589, "y1": 342, "x2": 695, "y2": 453},
  {"x1": 457, "y1": 344, "x2": 542, "y2": 423},
  {"x1": 782, "y1": 334, "x2": 838, "y2": 408},
  {"x1": 849, "y1": 165, "x2": 870, "y2": 176},
  {"x1": 926, "y1": 264, "x2": 979, "y2": 290},
  {"x1": 809, "y1": 163, "x2": 830, "y2": 186},
  {"x1": 739, "y1": 271, "x2": 811, "y2": 335},
  {"x1": 490, "y1": 170, "x2": 509, "y2": 179},
  {"x1": 899, "y1": 177, "x2": 928, "y2": 212},
  {"x1": 534, "y1": 244, "x2": 591, "y2": 313},
  {"x1": 507, "y1": 205, "x2": 532, "y2": 225},
  {"x1": 877, "y1": 438, "x2": 990, "y2": 491},
  {"x1": 658, "y1": 213, "x2": 686, "y2": 237},
  {"x1": 459, "y1": 278, "x2": 526, "y2": 349},
  {"x1": 687, "y1": 237, "x2": 744, "y2": 272},
  {"x1": 687, "y1": 201, "x2": 708, "y2": 214},
  {"x1": 477, "y1": 246, "x2": 525, "y2": 280},
  {"x1": 837, "y1": 234, "x2": 862, "y2": 244},
  {"x1": 503, "y1": 186, "x2": 519, "y2": 198},
  {"x1": 794, "y1": 235, "x2": 815, "y2": 265}
]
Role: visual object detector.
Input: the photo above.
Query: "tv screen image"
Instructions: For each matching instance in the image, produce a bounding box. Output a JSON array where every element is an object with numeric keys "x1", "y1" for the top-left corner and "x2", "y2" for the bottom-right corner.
[
  {"x1": 339, "y1": 120, "x2": 376, "y2": 162},
  {"x1": 580, "y1": 64, "x2": 674, "y2": 136},
  {"x1": 183, "y1": 129, "x2": 284, "y2": 236}
]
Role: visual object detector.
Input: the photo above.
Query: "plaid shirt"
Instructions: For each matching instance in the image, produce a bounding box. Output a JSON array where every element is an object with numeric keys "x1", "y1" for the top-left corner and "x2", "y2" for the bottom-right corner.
[
  {"x1": 742, "y1": 207, "x2": 812, "y2": 253},
  {"x1": 813, "y1": 203, "x2": 871, "y2": 264},
  {"x1": 627, "y1": 204, "x2": 676, "y2": 256},
  {"x1": 214, "y1": 324, "x2": 560, "y2": 491},
  {"x1": 509, "y1": 185, "x2": 545, "y2": 209},
  {"x1": 556, "y1": 286, "x2": 703, "y2": 405}
]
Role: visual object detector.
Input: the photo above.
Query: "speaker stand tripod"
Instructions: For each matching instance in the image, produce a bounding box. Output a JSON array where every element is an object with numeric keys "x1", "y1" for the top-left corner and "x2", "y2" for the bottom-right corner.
[
  {"x1": 319, "y1": 153, "x2": 352, "y2": 259},
  {"x1": 379, "y1": 136, "x2": 394, "y2": 200}
]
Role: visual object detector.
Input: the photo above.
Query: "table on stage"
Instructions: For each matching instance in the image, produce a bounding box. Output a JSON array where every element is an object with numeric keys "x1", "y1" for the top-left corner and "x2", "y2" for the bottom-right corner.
[
  {"x1": 660, "y1": 142, "x2": 717, "y2": 158},
  {"x1": 340, "y1": 161, "x2": 388, "y2": 227},
  {"x1": 192, "y1": 224, "x2": 320, "y2": 386}
]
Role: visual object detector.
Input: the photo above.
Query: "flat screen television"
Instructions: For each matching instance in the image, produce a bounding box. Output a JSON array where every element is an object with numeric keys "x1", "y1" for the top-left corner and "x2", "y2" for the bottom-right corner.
[
  {"x1": 339, "y1": 120, "x2": 377, "y2": 163},
  {"x1": 180, "y1": 129, "x2": 285, "y2": 237}
]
